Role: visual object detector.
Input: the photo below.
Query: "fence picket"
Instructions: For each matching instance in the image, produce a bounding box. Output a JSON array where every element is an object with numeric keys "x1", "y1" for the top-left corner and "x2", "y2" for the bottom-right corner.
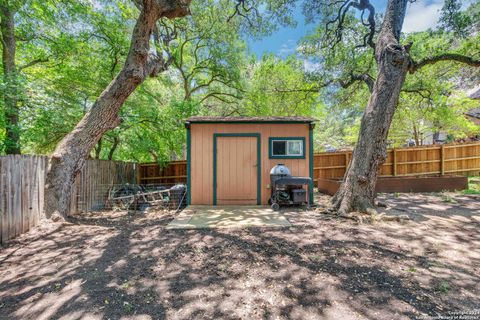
[
  {"x1": 0, "y1": 156, "x2": 136, "y2": 244},
  {"x1": 139, "y1": 142, "x2": 480, "y2": 183}
]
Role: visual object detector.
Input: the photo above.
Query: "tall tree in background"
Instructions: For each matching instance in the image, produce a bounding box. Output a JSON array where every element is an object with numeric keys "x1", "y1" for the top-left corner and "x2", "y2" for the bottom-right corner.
[
  {"x1": 0, "y1": 0, "x2": 77, "y2": 154},
  {"x1": 243, "y1": 55, "x2": 320, "y2": 116},
  {"x1": 0, "y1": 0, "x2": 83, "y2": 154},
  {"x1": 304, "y1": 0, "x2": 480, "y2": 215},
  {"x1": 0, "y1": 1, "x2": 20, "y2": 154},
  {"x1": 44, "y1": 0, "x2": 191, "y2": 218},
  {"x1": 439, "y1": 0, "x2": 472, "y2": 37},
  {"x1": 91, "y1": 0, "x2": 249, "y2": 162},
  {"x1": 44, "y1": 0, "x2": 295, "y2": 218}
]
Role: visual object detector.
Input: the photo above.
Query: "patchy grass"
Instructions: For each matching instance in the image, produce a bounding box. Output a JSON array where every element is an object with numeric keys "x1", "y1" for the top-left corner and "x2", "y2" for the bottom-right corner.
[
  {"x1": 440, "y1": 193, "x2": 457, "y2": 203},
  {"x1": 407, "y1": 267, "x2": 417, "y2": 273},
  {"x1": 462, "y1": 177, "x2": 480, "y2": 195},
  {"x1": 437, "y1": 282, "x2": 450, "y2": 294}
]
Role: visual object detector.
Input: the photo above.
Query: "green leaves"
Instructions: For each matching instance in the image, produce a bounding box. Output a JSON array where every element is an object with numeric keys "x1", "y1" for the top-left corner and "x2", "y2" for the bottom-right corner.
[
  {"x1": 3, "y1": 0, "x2": 479, "y2": 159},
  {"x1": 439, "y1": 0, "x2": 473, "y2": 37},
  {"x1": 242, "y1": 54, "x2": 321, "y2": 117}
]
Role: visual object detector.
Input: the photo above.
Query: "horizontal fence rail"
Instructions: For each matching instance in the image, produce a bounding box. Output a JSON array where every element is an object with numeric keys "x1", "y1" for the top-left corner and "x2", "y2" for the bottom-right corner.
[
  {"x1": 139, "y1": 142, "x2": 480, "y2": 184},
  {"x1": 3, "y1": 142, "x2": 478, "y2": 244},
  {"x1": 313, "y1": 142, "x2": 480, "y2": 182},
  {"x1": 138, "y1": 161, "x2": 187, "y2": 185},
  {"x1": 0, "y1": 155, "x2": 136, "y2": 244}
]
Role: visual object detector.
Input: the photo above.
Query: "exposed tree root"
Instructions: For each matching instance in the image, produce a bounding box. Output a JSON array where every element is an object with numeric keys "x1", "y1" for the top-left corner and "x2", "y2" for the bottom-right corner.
[{"x1": 50, "y1": 212, "x2": 66, "y2": 222}]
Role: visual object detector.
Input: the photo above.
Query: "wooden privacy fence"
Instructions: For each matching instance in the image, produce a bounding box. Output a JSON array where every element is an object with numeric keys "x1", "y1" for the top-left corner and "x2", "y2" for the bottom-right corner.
[
  {"x1": 0, "y1": 155, "x2": 136, "y2": 244},
  {"x1": 70, "y1": 158, "x2": 137, "y2": 212},
  {"x1": 138, "y1": 161, "x2": 187, "y2": 184},
  {"x1": 314, "y1": 142, "x2": 480, "y2": 181},
  {"x1": 139, "y1": 142, "x2": 480, "y2": 184}
]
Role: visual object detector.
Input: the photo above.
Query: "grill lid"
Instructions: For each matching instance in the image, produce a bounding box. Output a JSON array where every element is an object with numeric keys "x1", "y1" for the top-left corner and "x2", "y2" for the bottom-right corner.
[{"x1": 270, "y1": 164, "x2": 291, "y2": 176}]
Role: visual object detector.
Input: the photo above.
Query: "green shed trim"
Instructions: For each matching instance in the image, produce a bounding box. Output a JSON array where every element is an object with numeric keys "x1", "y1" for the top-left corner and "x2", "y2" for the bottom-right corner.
[
  {"x1": 213, "y1": 133, "x2": 261, "y2": 205},
  {"x1": 309, "y1": 126, "x2": 314, "y2": 205},
  {"x1": 186, "y1": 126, "x2": 191, "y2": 205},
  {"x1": 187, "y1": 121, "x2": 314, "y2": 124}
]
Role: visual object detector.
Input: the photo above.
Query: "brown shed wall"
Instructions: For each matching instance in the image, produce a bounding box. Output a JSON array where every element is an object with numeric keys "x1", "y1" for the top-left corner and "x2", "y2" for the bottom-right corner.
[{"x1": 189, "y1": 123, "x2": 311, "y2": 205}]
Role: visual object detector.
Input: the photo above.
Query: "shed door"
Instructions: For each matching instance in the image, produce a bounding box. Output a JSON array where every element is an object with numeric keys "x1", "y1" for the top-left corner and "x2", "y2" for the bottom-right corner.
[{"x1": 216, "y1": 136, "x2": 258, "y2": 204}]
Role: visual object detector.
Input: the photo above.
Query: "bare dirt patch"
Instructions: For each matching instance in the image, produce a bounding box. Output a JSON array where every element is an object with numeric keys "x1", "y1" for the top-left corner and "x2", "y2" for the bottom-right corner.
[{"x1": 0, "y1": 193, "x2": 479, "y2": 320}]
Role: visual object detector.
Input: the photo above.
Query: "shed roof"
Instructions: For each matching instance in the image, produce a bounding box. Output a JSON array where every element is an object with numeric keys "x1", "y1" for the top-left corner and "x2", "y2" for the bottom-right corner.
[{"x1": 185, "y1": 116, "x2": 316, "y2": 124}]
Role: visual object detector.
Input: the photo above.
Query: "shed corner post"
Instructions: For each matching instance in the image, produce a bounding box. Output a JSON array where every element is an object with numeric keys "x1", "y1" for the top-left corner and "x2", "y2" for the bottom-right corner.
[
  {"x1": 309, "y1": 123, "x2": 315, "y2": 205},
  {"x1": 186, "y1": 122, "x2": 191, "y2": 205}
]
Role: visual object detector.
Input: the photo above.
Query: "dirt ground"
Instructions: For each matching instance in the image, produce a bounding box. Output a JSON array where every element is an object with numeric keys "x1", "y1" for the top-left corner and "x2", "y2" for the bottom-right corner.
[{"x1": 0, "y1": 192, "x2": 479, "y2": 320}]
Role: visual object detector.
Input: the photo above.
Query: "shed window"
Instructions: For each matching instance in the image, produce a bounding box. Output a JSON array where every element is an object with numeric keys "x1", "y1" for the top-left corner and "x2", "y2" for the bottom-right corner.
[
  {"x1": 269, "y1": 138, "x2": 305, "y2": 158},
  {"x1": 272, "y1": 140, "x2": 287, "y2": 155}
]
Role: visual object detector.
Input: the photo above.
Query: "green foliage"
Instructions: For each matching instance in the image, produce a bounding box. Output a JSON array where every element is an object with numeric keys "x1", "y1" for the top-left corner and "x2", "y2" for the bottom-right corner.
[
  {"x1": 242, "y1": 55, "x2": 321, "y2": 117},
  {"x1": 1, "y1": 0, "x2": 479, "y2": 162},
  {"x1": 4, "y1": 0, "x2": 248, "y2": 161},
  {"x1": 463, "y1": 177, "x2": 480, "y2": 195},
  {"x1": 12, "y1": 0, "x2": 323, "y2": 161},
  {"x1": 437, "y1": 281, "x2": 450, "y2": 293},
  {"x1": 439, "y1": 0, "x2": 472, "y2": 37},
  {"x1": 297, "y1": 2, "x2": 480, "y2": 150}
]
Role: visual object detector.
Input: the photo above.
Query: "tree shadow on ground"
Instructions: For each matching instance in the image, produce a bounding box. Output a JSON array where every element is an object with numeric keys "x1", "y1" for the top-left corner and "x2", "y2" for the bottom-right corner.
[{"x1": 0, "y1": 201, "x2": 479, "y2": 320}]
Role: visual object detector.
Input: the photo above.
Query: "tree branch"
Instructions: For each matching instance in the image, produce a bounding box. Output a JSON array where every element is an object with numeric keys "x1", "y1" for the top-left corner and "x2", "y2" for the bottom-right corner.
[
  {"x1": 199, "y1": 91, "x2": 241, "y2": 104},
  {"x1": 18, "y1": 57, "x2": 49, "y2": 71},
  {"x1": 401, "y1": 88, "x2": 433, "y2": 102},
  {"x1": 338, "y1": 72, "x2": 374, "y2": 92},
  {"x1": 410, "y1": 53, "x2": 480, "y2": 73},
  {"x1": 269, "y1": 72, "x2": 374, "y2": 95},
  {"x1": 227, "y1": 0, "x2": 260, "y2": 27},
  {"x1": 324, "y1": 0, "x2": 376, "y2": 50}
]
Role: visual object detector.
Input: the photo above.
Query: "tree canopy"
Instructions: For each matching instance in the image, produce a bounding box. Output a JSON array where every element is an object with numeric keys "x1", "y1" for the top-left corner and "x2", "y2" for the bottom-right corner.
[{"x1": 1, "y1": 0, "x2": 479, "y2": 161}]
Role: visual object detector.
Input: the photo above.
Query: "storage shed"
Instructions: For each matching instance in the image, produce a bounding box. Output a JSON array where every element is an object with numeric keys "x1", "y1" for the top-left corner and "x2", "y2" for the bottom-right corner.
[{"x1": 185, "y1": 116, "x2": 315, "y2": 205}]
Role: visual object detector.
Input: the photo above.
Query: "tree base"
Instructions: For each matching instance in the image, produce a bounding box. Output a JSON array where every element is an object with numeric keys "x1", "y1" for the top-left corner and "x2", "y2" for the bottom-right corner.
[
  {"x1": 50, "y1": 213, "x2": 66, "y2": 222},
  {"x1": 332, "y1": 183, "x2": 376, "y2": 216}
]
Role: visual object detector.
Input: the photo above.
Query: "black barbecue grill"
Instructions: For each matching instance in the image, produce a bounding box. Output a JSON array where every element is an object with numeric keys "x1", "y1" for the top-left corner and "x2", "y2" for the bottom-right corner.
[{"x1": 269, "y1": 164, "x2": 312, "y2": 210}]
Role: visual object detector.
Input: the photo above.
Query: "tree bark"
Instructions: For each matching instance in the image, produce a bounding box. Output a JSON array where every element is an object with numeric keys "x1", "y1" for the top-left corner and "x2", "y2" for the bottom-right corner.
[
  {"x1": 94, "y1": 138, "x2": 102, "y2": 159},
  {"x1": 0, "y1": 3, "x2": 20, "y2": 154},
  {"x1": 333, "y1": 0, "x2": 410, "y2": 214},
  {"x1": 412, "y1": 123, "x2": 419, "y2": 146},
  {"x1": 149, "y1": 149, "x2": 159, "y2": 163},
  {"x1": 107, "y1": 136, "x2": 120, "y2": 160},
  {"x1": 44, "y1": 0, "x2": 191, "y2": 218}
]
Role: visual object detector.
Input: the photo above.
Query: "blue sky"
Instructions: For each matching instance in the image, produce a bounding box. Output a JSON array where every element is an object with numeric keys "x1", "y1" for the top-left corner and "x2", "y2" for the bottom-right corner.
[{"x1": 247, "y1": 0, "x2": 450, "y2": 58}]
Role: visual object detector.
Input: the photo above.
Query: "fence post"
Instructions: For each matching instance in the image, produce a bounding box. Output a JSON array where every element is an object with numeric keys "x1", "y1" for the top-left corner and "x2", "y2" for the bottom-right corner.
[
  {"x1": 136, "y1": 164, "x2": 142, "y2": 185},
  {"x1": 440, "y1": 144, "x2": 445, "y2": 176},
  {"x1": 393, "y1": 148, "x2": 397, "y2": 176}
]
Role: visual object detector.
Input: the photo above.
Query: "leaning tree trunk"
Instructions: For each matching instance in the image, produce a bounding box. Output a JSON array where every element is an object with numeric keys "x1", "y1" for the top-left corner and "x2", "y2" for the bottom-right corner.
[
  {"x1": 0, "y1": 3, "x2": 21, "y2": 154},
  {"x1": 333, "y1": 0, "x2": 410, "y2": 214},
  {"x1": 44, "y1": 0, "x2": 190, "y2": 218}
]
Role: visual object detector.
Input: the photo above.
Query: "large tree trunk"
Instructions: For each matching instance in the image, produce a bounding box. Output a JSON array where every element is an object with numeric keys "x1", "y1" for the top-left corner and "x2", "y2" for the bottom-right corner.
[
  {"x1": 0, "y1": 3, "x2": 20, "y2": 154},
  {"x1": 44, "y1": 0, "x2": 190, "y2": 218},
  {"x1": 333, "y1": 0, "x2": 410, "y2": 214}
]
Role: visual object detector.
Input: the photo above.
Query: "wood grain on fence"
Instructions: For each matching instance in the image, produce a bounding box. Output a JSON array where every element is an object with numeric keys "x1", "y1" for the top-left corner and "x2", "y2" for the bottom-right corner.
[
  {"x1": 71, "y1": 159, "x2": 136, "y2": 213},
  {"x1": 0, "y1": 156, "x2": 136, "y2": 244},
  {"x1": 138, "y1": 161, "x2": 187, "y2": 184},
  {"x1": 314, "y1": 142, "x2": 480, "y2": 182},
  {"x1": 139, "y1": 142, "x2": 480, "y2": 184}
]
